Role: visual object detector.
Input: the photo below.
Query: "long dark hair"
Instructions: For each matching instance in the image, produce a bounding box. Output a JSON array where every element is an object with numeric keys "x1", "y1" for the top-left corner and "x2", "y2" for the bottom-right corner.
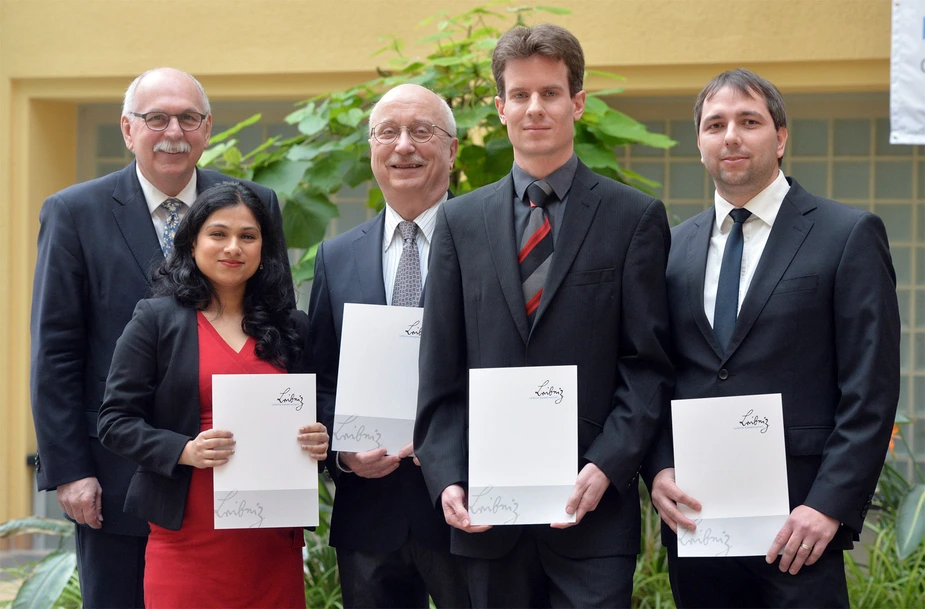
[{"x1": 153, "y1": 181, "x2": 300, "y2": 368}]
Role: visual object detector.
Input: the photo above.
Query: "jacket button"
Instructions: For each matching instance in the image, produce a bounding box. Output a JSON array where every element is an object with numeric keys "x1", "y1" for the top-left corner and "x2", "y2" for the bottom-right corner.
[{"x1": 718, "y1": 369, "x2": 729, "y2": 380}]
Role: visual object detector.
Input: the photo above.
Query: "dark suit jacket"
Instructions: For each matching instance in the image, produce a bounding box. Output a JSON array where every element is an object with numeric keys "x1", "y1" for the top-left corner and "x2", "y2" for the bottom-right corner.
[
  {"x1": 97, "y1": 297, "x2": 311, "y2": 531},
  {"x1": 309, "y1": 208, "x2": 453, "y2": 553},
  {"x1": 30, "y1": 161, "x2": 289, "y2": 535},
  {"x1": 647, "y1": 177, "x2": 900, "y2": 551},
  {"x1": 414, "y1": 161, "x2": 675, "y2": 560}
]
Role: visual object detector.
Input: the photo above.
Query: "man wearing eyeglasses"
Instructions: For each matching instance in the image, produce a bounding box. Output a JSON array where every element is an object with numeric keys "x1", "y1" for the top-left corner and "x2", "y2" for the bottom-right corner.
[
  {"x1": 309, "y1": 83, "x2": 469, "y2": 608},
  {"x1": 30, "y1": 67, "x2": 290, "y2": 608}
]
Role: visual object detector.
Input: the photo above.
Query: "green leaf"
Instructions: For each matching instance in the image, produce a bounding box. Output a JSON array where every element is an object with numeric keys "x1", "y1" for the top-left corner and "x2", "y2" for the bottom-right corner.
[
  {"x1": 198, "y1": 140, "x2": 237, "y2": 169},
  {"x1": 534, "y1": 6, "x2": 572, "y2": 15},
  {"x1": 252, "y1": 159, "x2": 310, "y2": 198},
  {"x1": 342, "y1": 157, "x2": 374, "y2": 188},
  {"x1": 582, "y1": 96, "x2": 611, "y2": 116},
  {"x1": 291, "y1": 243, "x2": 320, "y2": 285},
  {"x1": 454, "y1": 105, "x2": 495, "y2": 132},
  {"x1": 588, "y1": 87, "x2": 626, "y2": 97},
  {"x1": 575, "y1": 143, "x2": 619, "y2": 171},
  {"x1": 897, "y1": 484, "x2": 925, "y2": 559},
  {"x1": 367, "y1": 186, "x2": 384, "y2": 211},
  {"x1": 335, "y1": 108, "x2": 365, "y2": 129},
  {"x1": 282, "y1": 192, "x2": 339, "y2": 249},
  {"x1": 209, "y1": 114, "x2": 262, "y2": 145},
  {"x1": 0, "y1": 517, "x2": 73, "y2": 539},
  {"x1": 586, "y1": 69, "x2": 627, "y2": 82},
  {"x1": 298, "y1": 114, "x2": 328, "y2": 137},
  {"x1": 12, "y1": 551, "x2": 76, "y2": 609}
]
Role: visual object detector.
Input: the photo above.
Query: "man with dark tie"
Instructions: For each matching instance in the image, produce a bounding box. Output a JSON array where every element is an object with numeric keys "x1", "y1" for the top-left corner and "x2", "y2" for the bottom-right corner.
[
  {"x1": 309, "y1": 83, "x2": 469, "y2": 608},
  {"x1": 30, "y1": 67, "x2": 289, "y2": 608},
  {"x1": 413, "y1": 24, "x2": 674, "y2": 608},
  {"x1": 647, "y1": 68, "x2": 900, "y2": 608}
]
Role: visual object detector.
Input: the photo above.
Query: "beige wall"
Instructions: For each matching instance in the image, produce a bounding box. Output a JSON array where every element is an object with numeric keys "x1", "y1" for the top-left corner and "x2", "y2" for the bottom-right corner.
[{"x1": 0, "y1": 0, "x2": 892, "y2": 526}]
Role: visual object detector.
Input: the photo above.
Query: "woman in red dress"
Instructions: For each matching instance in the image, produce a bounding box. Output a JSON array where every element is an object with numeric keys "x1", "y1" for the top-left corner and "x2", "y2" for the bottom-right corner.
[{"x1": 99, "y1": 182, "x2": 328, "y2": 608}]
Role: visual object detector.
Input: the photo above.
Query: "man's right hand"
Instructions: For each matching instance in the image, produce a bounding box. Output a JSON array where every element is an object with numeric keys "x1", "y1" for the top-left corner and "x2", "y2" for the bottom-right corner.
[
  {"x1": 340, "y1": 444, "x2": 412, "y2": 479},
  {"x1": 56, "y1": 477, "x2": 103, "y2": 529},
  {"x1": 650, "y1": 467, "x2": 702, "y2": 533},
  {"x1": 441, "y1": 484, "x2": 492, "y2": 533}
]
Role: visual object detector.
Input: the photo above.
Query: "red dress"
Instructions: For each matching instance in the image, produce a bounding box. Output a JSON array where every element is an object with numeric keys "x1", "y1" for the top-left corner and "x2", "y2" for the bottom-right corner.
[{"x1": 144, "y1": 312, "x2": 306, "y2": 608}]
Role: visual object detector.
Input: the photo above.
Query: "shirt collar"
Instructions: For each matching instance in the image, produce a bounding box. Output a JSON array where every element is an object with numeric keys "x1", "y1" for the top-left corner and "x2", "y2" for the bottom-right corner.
[
  {"x1": 136, "y1": 164, "x2": 198, "y2": 215},
  {"x1": 713, "y1": 169, "x2": 790, "y2": 231},
  {"x1": 512, "y1": 154, "x2": 578, "y2": 203},
  {"x1": 382, "y1": 192, "x2": 448, "y2": 251}
]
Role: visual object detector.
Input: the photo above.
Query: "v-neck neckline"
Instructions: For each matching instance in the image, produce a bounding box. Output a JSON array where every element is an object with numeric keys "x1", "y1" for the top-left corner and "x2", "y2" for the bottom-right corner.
[{"x1": 197, "y1": 311, "x2": 254, "y2": 357}]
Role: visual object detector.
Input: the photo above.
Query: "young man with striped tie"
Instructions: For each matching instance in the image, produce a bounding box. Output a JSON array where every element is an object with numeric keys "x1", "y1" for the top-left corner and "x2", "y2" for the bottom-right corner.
[{"x1": 414, "y1": 23, "x2": 675, "y2": 608}]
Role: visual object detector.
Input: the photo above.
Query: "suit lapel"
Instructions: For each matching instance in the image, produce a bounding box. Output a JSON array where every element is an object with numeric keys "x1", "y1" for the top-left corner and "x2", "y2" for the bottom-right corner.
[
  {"x1": 111, "y1": 162, "x2": 163, "y2": 286},
  {"x1": 533, "y1": 162, "x2": 601, "y2": 329},
  {"x1": 724, "y1": 180, "x2": 815, "y2": 357},
  {"x1": 484, "y1": 175, "x2": 529, "y2": 343},
  {"x1": 686, "y1": 209, "x2": 724, "y2": 358},
  {"x1": 352, "y1": 213, "x2": 388, "y2": 305}
]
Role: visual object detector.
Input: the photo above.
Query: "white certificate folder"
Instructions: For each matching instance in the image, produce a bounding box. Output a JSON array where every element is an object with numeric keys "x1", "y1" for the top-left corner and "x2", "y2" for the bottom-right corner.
[
  {"x1": 468, "y1": 365, "x2": 578, "y2": 526},
  {"x1": 212, "y1": 373, "x2": 319, "y2": 529},
  {"x1": 672, "y1": 393, "x2": 790, "y2": 557},
  {"x1": 332, "y1": 303, "x2": 423, "y2": 454}
]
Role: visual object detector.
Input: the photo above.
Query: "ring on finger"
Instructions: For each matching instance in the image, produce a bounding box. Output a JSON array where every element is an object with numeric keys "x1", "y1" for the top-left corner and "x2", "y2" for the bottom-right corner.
[{"x1": 799, "y1": 542, "x2": 812, "y2": 551}]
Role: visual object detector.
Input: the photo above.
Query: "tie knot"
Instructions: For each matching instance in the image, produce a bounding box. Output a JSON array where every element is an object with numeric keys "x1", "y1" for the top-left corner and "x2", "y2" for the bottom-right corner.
[
  {"x1": 162, "y1": 198, "x2": 183, "y2": 214},
  {"x1": 398, "y1": 220, "x2": 418, "y2": 242},
  {"x1": 729, "y1": 208, "x2": 752, "y2": 224},
  {"x1": 526, "y1": 180, "x2": 554, "y2": 209}
]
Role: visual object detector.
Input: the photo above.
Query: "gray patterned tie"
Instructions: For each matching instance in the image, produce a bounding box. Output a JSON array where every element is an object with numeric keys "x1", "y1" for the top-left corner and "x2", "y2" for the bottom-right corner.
[
  {"x1": 392, "y1": 221, "x2": 422, "y2": 307},
  {"x1": 160, "y1": 198, "x2": 183, "y2": 258},
  {"x1": 519, "y1": 180, "x2": 555, "y2": 326}
]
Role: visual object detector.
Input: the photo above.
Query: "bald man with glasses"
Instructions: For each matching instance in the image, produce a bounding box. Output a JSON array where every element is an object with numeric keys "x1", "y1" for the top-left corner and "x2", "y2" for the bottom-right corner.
[{"x1": 309, "y1": 83, "x2": 469, "y2": 608}]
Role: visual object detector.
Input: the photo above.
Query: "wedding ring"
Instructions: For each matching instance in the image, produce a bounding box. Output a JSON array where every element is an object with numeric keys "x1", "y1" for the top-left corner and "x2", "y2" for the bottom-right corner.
[{"x1": 800, "y1": 543, "x2": 812, "y2": 551}]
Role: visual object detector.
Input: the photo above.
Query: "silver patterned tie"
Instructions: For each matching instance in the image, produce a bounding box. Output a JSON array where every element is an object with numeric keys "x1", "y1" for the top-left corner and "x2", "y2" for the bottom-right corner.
[
  {"x1": 160, "y1": 198, "x2": 183, "y2": 258},
  {"x1": 392, "y1": 221, "x2": 422, "y2": 307}
]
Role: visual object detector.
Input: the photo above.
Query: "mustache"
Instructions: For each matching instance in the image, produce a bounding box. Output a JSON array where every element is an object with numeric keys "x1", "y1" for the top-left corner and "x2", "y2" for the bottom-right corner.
[
  {"x1": 387, "y1": 156, "x2": 427, "y2": 165},
  {"x1": 153, "y1": 140, "x2": 192, "y2": 154}
]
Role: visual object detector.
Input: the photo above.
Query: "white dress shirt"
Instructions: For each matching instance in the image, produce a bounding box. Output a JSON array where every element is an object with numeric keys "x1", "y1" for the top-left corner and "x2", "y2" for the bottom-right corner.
[
  {"x1": 704, "y1": 170, "x2": 791, "y2": 326},
  {"x1": 136, "y1": 165, "x2": 197, "y2": 238},
  {"x1": 382, "y1": 194, "x2": 446, "y2": 305}
]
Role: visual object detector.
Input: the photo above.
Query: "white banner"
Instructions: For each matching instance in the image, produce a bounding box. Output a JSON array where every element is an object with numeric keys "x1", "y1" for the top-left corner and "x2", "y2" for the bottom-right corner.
[{"x1": 891, "y1": 0, "x2": 925, "y2": 145}]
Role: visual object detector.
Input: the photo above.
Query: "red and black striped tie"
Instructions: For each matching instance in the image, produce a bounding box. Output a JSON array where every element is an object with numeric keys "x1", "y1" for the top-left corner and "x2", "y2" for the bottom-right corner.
[{"x1": 519, "y1": 180, "x2": 554, "y2": 327}]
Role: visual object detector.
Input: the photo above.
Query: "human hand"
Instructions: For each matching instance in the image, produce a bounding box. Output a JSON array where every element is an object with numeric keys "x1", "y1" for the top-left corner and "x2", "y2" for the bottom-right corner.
[
  {"x1": 56, "y1": 477, "x2": 103, "y2": 529},
  {"x1": 340, "y1": 448, "x2": 402, "y2": 478},
  {"x1": 179, "y1": 429, "x2": 235, "y2": 469},
  {"x1": 650, "y1": 468, "x2": 702, "y2": 533},
  {"x1": 298, "y1": 423, "x2": 329, "y2": 461},
  {"x1": 551, "y1": 462, "x2": 611, "y2": 528},
  {"x1": 766, "y1": 505, "x2": 839, "y2": 575},
  {"x1": 441, "y1": 484, "x2": 492, "y2": 533}
]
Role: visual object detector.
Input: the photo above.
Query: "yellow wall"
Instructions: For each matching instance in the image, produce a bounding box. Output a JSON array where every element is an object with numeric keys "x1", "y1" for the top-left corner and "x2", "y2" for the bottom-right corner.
[{"x1": 0, "y1": 0, "x2": 892, "y2": 526}]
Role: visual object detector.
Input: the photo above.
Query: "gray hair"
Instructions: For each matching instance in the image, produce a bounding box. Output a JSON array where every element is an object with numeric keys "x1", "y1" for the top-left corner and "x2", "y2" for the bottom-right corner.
[
  {"x1": 369, "y1": 85, "x2": 456, "y2": 137},
  {"x1": 122, "y1": 68, "x2": 211, "y2": 118}
]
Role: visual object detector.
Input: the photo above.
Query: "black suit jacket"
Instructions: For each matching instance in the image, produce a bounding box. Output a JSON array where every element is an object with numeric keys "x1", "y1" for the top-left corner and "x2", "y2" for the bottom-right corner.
[
  {"x1": 30, "y1": 161, "x2": 289, "y2": 535},
  {"x1": 415, "y1": 161, "x2": 675, "y2": 560},
  {"x1": 647, "y1": 177, "x2": 900, "y2": 550},
  {"x1": 308, "y1": 208, "x2": 453, "y2": 553},
  {"x1": 97, "y1": 297, "x2": 311, "y2": 530}
]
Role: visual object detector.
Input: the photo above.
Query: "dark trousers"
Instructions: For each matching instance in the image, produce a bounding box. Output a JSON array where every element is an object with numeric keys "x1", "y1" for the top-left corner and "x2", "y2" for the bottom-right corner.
[
  {"x1": 667, "y1": 543, "x2": 849, "y2": 608},
  {"x1": 463, "y1": 533, "x2": 636, "y2": 608},
  {"x1": 74, "y1": 525, "x2": 146, "y2": 609},
  {"x1": 337, "y1": 537, "x2": 469, "y2": 609}
]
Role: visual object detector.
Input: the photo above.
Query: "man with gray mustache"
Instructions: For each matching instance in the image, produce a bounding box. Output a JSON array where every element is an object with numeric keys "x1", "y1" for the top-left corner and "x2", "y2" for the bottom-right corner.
[{"x1": 30, "y1": 67, "x2": 290, "y2": 608}]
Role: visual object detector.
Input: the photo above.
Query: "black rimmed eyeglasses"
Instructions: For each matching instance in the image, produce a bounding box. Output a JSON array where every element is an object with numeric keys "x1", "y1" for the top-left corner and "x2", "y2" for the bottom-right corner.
[
  {"x1": 370, "y1": 121, "x2": 453, "y2": 144},
  {"x1": 130, "y1": 111, "x2": 208, "y2": 132}
]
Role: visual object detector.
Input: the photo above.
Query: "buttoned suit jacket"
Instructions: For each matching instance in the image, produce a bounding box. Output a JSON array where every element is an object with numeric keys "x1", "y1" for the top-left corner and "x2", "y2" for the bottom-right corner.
[
  {"x1": 646, "y1": 177, "x2": 900, "y2": 551},
  {"x1": 414, "y1": 161, "x2": 675, "y2": 560},
  {"x1": 97, "y1": 297, "x2": 311, "y2": 531},
  {"x1": 30, "y1": 161, "x2": 289, "y2": 535},
  {"x1": 309, "y1": 205, "x2": 454, "y2": 553}
]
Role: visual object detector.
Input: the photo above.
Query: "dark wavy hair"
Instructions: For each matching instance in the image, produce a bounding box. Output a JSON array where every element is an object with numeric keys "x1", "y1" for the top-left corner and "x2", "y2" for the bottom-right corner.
[
  {"x1": 492, "y1": 23, "x2": 585, "y2": 99},
  {"x1": 153, "y1": 181, "x2": 300, "y2": 368}
]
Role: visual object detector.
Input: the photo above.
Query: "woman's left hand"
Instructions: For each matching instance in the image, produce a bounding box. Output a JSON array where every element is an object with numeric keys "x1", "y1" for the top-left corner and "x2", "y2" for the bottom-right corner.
[{"x1": 298, "y1": 422, "x2": 329, "y2": 461}]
